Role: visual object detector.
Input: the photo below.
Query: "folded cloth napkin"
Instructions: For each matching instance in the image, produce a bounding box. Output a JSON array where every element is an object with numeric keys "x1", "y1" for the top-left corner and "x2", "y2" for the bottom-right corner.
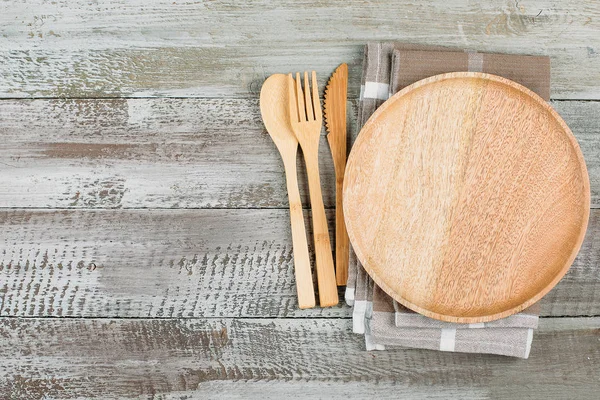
[
  {"x1": 346, "y1": 42, "x2": 551, "y2": 358},
  {"x1": 370, "y1": 286, "x2": 535, "y2": 358},
  {"x1": 393, "y1": 301, "x2": 540, "y2": 329}
]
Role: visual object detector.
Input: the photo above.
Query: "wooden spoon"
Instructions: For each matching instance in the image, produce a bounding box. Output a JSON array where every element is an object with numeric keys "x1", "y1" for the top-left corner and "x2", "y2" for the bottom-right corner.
[{"x1": 260, "y1": 74, "x2": 316, "y2": 309}]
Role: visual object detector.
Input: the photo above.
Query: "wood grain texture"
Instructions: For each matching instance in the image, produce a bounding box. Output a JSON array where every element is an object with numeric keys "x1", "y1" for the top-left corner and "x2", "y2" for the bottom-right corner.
[
  {"x1": 0, "y1": 209, "x2": 342, "y2": 318},
  {"x1": 144, "y1": 382, "x2": 489, "y2": 400},
  {"x1": 344, "y1": 73, "x2": 590, "y2": 322},
  {"x1": 0, "y1": 2, "x2": 598, "y2": 398},
  {"x1": 0, "y1": 98, "x2": 351, "y2": 209},
  {"x1": 260, "y1": 74, "x2": 315, "y2": 309},
  {"x1": 289, "y1": 72, "x2": 338, "y2": 307},
  {"x1": 324, "y1": 63, "x2": 350, "y2": 286},
  {"x1": 0, "y1": 317, "x2": 598, "y2": 399},
  {"x1": 0, "y1": 209, "x2": 599, "y2": 319},
  {"x1": 0, "y1": 1, "x2": 599, "y2": 99},
  {"x1": 0, "y1": 98, "x2": 598, "y2": 209}
]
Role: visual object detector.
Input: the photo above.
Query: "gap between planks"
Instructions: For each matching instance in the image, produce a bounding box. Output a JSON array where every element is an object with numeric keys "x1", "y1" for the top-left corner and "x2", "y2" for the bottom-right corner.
[{"x1": 0, "y1": 316, "x2": 597, "y2": 400}]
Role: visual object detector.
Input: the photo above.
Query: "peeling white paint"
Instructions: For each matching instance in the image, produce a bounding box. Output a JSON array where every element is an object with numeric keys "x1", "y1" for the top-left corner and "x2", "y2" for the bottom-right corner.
[{"x1": 127, "y1": 98, "x2": 153, "y2": 125}]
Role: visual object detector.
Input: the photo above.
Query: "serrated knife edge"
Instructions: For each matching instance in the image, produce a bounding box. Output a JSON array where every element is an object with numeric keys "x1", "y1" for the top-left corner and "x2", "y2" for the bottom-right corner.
[{"x1": 324, "y1": 63, "x2": 348, "y2": 166}]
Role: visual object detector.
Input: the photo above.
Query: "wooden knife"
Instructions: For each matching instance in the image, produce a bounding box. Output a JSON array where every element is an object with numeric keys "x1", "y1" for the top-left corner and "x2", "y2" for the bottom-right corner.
[{"x1": 323, "y1": 63, "x2": 349, "y2": 286}]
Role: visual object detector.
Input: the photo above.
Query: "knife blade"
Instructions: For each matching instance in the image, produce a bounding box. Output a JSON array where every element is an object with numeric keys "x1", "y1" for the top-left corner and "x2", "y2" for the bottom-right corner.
[{"x1": 323, "y1": 63, "x2": 349, "y2": 286}]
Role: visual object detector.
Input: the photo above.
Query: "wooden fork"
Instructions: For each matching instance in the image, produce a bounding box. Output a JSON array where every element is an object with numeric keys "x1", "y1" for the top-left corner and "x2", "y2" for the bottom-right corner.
[{"x1": 288, "y1": 71, "x2": 338, "y2": 307}]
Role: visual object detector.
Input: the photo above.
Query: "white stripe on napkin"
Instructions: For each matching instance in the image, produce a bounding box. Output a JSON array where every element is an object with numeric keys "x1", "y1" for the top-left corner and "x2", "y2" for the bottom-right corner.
[
  {"x1": 363, "y1": 82, "x2": 390, "y2": 100},
  {"x1": 468, "y1": 322, "x2": 485, "y2": 329},
  {"x1": 364, "y1": 319, "x2": 386, "y2": 351},
  {"x1": 467, "y1": 52, "x2": 484, "y2": 72},
  {"x1": 439, "y1": 328, "x2": 457, "y2": 351},
  {"x1": 353, "y1": 300, "x2": 367, "y2": 334},
  {"x1": 345, "y1": 287, "x2": 355, "y2": 306},
  {"x1": 525, "y1": 328, "x2": 534, "y2": 358}
]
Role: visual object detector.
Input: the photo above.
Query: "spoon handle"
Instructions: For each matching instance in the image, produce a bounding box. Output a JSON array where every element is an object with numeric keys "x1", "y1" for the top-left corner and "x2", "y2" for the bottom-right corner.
[
  {"x1": 283, "y1": 154, "x2": 316, "y2": 309},
  {"x1": 304, "y1": 151, "x2": 339, "y2": 307}
]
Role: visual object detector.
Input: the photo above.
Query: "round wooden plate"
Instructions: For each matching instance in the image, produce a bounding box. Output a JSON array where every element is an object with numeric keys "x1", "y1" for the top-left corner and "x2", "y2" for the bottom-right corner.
[{"x1": 343, "y1": 72, "x2": 590, "y2": 323}]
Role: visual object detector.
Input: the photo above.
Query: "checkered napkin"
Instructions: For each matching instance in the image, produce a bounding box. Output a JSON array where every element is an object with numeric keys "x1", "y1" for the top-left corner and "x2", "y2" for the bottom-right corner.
[{"x1": 346, "y1": 42, "x2": 550, "y2": 358}]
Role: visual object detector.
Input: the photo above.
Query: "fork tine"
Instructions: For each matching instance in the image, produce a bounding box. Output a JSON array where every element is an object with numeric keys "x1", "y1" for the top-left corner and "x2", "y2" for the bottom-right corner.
[
  {"x1": 288, "y1": 73, "x2": 298, "y2": 123},
  {"x1": 304, "y1": 71, "x2": 314, "y2": 121},
  {"x1": 295, "y1": 72, "x2": 306, "y2": 122},
  {"x1": 311, "y1": 71, "x2": 322, "y2": 122}
]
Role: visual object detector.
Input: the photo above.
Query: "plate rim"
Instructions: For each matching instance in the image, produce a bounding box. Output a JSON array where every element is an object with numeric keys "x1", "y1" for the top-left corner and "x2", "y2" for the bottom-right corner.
[{"x1": 343, "y1": 71, "x2": 591, "y2": 323}]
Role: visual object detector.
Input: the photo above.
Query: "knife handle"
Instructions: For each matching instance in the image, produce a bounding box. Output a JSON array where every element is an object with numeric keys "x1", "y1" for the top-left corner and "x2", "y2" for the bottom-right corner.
[
  {"x1": 283, "y1": 154, "x2": 316, "y2": 309},
  {"x1": 335, "y1": 177, "x2": 349, "y2": 285}
]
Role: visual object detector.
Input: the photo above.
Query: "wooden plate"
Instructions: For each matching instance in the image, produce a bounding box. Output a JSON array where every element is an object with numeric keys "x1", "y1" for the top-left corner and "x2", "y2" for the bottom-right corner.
[{"x1": 343, "y1": 72, "x2": 590, "y2": 323}]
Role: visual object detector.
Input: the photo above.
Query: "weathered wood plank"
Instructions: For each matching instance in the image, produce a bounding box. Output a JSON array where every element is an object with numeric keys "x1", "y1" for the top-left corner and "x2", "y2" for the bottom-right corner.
[
  {"x1": 0, "y1": 98, "x2": 352, "y2": 209},
  {"x1": 0, "y1": 0, "x2": 599, "y2": 99},
  {"x1": 0, "y1": 317, "x2": 598, "y2": 399},
  {"x1": 0, "y1": 99, "x2": 597, "y2": 208},
  {"x1": 0, "y1": 209, "x2": 345, "y2": 318},
  {"x1": 0, "y1": 209, "x2": 598, "y2": 318},
  {"x1": 144, "y1": 382, "x2": 488, "y2": 400}
]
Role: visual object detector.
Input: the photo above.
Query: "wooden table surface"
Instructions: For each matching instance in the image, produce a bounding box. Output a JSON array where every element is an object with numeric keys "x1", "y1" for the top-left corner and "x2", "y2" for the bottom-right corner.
[{"x1": 1, "y1": 1, "x2": 599, "y2": 399}]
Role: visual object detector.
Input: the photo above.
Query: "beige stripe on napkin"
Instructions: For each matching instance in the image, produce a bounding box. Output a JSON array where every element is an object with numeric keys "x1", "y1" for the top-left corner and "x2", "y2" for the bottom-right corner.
[{"x1": 390, "y1": 50, "x2": 550, "y2": 100}]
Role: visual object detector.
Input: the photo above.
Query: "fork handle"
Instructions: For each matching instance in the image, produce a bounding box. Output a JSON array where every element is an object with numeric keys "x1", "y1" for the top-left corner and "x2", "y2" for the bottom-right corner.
[
  {"x1": 283, "y1": 155, "x2": 316, "y2": 310},
  {"x1": 304, "y1": 151, "x2": 339, "y2": 307}
]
